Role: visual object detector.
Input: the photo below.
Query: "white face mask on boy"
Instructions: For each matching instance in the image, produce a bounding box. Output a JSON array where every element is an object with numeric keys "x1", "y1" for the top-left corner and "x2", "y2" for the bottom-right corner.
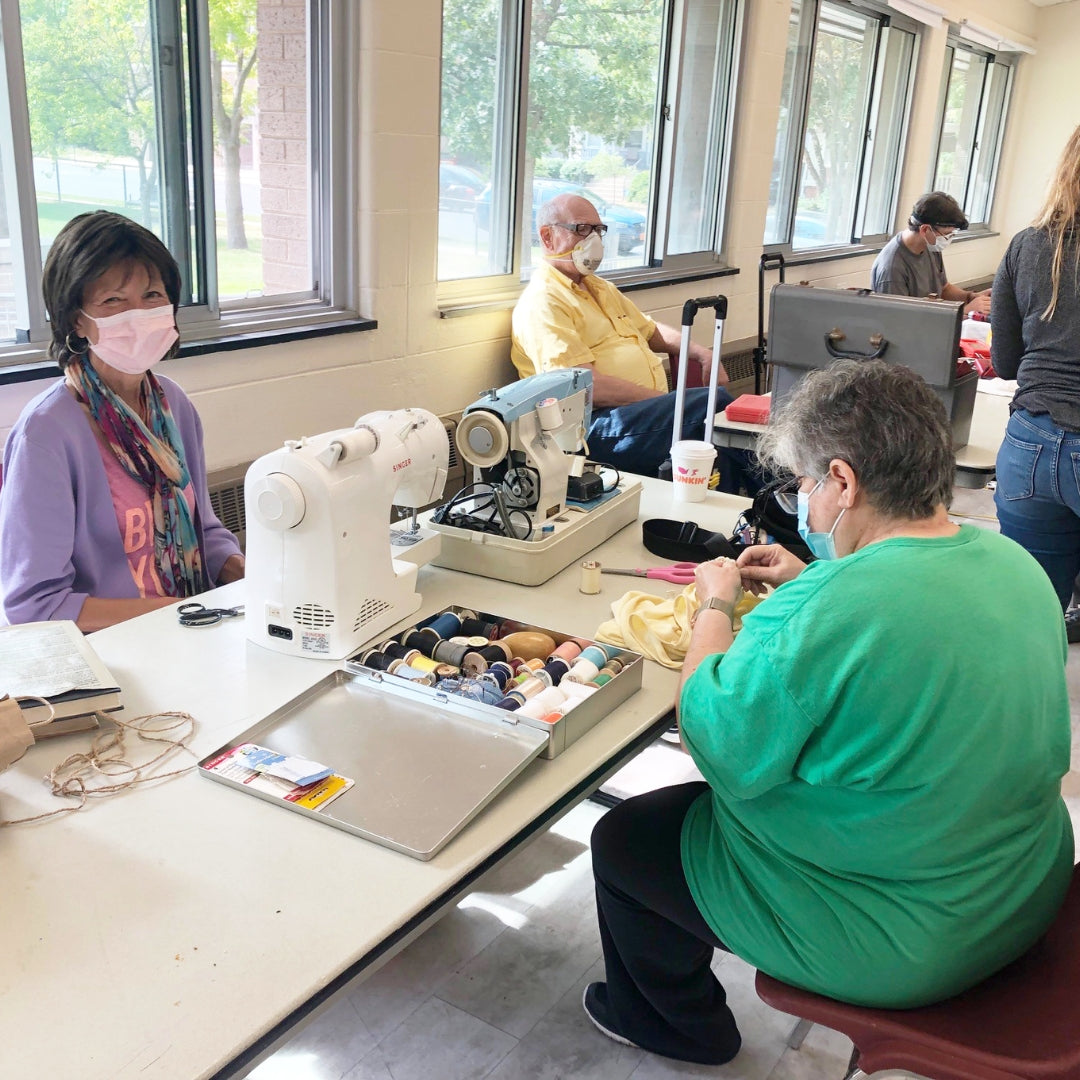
[{"x1": 80, "y1": 305, "x2": 178, "y2": 375}]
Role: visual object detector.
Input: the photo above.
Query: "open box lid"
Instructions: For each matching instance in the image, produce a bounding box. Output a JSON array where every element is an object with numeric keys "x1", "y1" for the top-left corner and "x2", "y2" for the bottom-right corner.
[{"x1": 199, "y1": 668, "x2": 548, "y2": 860}]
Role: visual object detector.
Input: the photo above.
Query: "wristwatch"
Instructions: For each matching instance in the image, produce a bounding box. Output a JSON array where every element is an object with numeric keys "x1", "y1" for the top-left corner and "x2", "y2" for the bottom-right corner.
[{"x1": 692, "y1": 596, "x2": 736, "y2": 627}]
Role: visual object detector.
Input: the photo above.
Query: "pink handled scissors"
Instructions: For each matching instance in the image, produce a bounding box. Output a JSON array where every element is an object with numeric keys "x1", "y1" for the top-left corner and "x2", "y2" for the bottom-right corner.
[{"x1": 600, "y1": 562, "x2": 698, "y2": 585}]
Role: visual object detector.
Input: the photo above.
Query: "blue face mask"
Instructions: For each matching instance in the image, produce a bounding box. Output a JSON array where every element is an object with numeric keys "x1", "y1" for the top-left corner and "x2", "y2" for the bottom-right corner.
[{"x1": 797, "y1": 479, "x2": 846, "y2": 560}]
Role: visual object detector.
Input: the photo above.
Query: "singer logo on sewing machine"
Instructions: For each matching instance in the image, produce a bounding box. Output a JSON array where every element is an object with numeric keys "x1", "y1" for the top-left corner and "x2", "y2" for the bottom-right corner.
[{"x1": 393, "y1": 457, "x2": 412, "y2": 473}]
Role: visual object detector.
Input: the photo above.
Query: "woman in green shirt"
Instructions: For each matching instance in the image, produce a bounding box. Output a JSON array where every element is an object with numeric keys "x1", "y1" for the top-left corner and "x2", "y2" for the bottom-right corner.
[{"x1": 584, "y1": 359, "x2": 1074, "y2": 1066}]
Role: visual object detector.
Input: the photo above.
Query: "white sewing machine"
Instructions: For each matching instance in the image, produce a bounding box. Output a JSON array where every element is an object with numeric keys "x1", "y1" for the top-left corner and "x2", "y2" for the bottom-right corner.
[
  {"x1": 426, "y1": 370, "x2": 642, "y2": 586},
  {"x1": 244, "y1": 408, "x2": 449, "y2": 659}
]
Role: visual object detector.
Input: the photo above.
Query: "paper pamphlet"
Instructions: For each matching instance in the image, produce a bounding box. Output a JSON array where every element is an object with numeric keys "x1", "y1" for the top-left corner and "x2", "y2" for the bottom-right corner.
[
  {"x1": 0, "y1": 620, "x2": 121, "y2": 728},
  {"x1": 201, "y1": 743, "x2": 353, "y2": 811}
]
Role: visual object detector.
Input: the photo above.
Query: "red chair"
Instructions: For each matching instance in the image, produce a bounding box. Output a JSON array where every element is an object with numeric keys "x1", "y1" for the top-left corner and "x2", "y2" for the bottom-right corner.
[{"x1": 756, "y1": 862, "x2": 1080, "y2": 1080}]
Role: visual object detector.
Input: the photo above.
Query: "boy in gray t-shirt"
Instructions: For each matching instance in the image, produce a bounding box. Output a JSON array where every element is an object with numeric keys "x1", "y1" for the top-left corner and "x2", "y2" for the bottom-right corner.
[{"x1": 870, "y1": 192, "x2": 990, "y2": 317}]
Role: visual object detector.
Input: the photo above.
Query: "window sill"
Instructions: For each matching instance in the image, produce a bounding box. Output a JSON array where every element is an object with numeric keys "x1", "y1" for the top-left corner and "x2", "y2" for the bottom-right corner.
[
  {"x1": 772, "y1": 242, "x2": 883, "y2": 269},
  {"x1": 0, "y1": 315, "x2": 377, "y2": 386},
  {"x1": 438, "y1": 262, "x2": 740, "y2": 319}
]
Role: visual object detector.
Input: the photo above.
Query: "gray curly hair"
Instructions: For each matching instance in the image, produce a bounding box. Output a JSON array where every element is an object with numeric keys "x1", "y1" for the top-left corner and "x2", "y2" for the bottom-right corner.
[{"x1": 756, "y1": 359, "x2": 954, "y2": 520}]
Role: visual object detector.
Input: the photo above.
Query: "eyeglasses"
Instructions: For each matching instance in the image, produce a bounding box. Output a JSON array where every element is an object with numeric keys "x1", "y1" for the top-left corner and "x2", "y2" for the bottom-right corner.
[
  {"x1": 772, "y1": 476, "x2": 804, "y2": 516},
  {"x1": 552, "y1": 222, "x2": 608, "y2": 239}
]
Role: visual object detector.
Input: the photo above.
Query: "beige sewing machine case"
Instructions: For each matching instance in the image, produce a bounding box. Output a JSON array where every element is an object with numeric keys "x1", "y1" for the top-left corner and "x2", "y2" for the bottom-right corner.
[{"x1": 426, "y1": 480, "x2": 642, "y2": 586}]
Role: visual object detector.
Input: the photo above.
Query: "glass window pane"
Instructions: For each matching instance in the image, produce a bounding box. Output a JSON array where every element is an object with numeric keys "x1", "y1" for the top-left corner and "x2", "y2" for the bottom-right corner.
[
  {"x1": 934, "y1": 46, "x2": 986, "y2": 205},
  {"x1": 764, "y1": 0, "x2": 805, "y2": 246},
  {"x1": 213, "y1": 0, "x2": 312, "y2": 302},
  {"x1": 967, "y1": 60, "x2": 1010, "y2": 223},
  {"x1": 522, "y1": 0, "x2": 662, "y2": 275},
  {"x1": 857, "y1": 25, "x2": 915, "y2": 238},
  {"x1": 666, "y1": 0, "x2": 735, "y2": 256},
  {"x1": 0, "y1": 144, "x2": 16, "y2": 341},
  {"x1": 439, "y1": 0, "x2": 505, "y2": 281},
  {"x1": 793, "y1": 1, "x2": 876, "y2": 250},
  {"x1": 21, "y1": 0, "x2": 167, "y2": 262}
]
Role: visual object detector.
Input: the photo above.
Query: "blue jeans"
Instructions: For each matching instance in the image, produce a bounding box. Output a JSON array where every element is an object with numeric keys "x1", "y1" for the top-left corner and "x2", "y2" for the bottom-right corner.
[
  {"x1": 995, "y1": 407, "x2": 1080, "y2": 610},
  {"x1": 588, "y1": 387, "x2": 761, "y2": 495}
]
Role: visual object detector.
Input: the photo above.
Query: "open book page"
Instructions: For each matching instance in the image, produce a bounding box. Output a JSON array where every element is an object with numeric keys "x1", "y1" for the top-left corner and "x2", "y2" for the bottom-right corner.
[{"x1": 0, "y1": 621, "x2": 120, "y2": 700}]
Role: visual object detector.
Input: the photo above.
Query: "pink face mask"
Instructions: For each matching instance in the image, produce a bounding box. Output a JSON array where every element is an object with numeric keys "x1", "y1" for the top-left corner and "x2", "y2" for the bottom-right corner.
[{"x1": 81, "y1": 305, "x2": 179, "y2": 375}]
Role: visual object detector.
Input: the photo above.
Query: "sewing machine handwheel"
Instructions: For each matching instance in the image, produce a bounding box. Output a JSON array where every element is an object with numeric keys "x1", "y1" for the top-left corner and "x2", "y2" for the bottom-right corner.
[
  {"x1": 457, "y1": 410, "x2": 510, "y2": 468},
  {"x1": 249, "y1": 473, "x2": 306, "y2": 530}
]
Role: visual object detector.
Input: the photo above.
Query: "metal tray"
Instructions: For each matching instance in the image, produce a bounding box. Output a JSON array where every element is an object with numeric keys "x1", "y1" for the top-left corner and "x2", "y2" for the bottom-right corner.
[{"x1": 198, "y1": 668, "x2": 549, "y2": 860}]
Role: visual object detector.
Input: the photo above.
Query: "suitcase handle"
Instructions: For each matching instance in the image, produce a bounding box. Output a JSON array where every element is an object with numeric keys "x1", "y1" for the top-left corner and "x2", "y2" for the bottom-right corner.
[
  {"x1": 681, "y1": 295, "x2": 727, "y2": 325},
  {"x1": 754, "y1": 254, "x2": 785, "y2": 395},
  {"x1": 671, "y1": 295, "x2": 729, "y2": 460},
  {"x1": 823, "y1": 328, "x2": 889, "y2": 361}
]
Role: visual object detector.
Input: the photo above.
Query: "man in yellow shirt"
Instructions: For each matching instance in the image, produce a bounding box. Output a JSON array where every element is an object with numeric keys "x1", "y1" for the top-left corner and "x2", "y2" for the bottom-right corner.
[{"x1": 511, "y1": 194, "x2": 751, "y2": 488}]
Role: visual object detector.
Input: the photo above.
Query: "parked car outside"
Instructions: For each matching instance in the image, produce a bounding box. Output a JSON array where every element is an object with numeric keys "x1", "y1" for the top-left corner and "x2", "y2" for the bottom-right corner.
[
  {"x1": 439, "y1": 162, "x2": 486, "y2": 213},
  {"x1": 475, "y1": 177, "x2": 646, "y2": 255}
]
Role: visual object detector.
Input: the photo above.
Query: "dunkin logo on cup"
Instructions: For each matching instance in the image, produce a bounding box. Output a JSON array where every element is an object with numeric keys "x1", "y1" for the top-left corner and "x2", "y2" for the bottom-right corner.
[{"x1": 675, "y1": 465, "x2": 707, "y2": 485}]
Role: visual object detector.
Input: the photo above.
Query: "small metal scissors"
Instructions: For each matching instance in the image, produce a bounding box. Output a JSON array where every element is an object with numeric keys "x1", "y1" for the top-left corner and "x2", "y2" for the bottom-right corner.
[
  {"x1": 600, "y1": 563, "x2": 697, "y2": 585},
  {"x1": 177, "y1": 602, "x2": 245, "y2": 627}
]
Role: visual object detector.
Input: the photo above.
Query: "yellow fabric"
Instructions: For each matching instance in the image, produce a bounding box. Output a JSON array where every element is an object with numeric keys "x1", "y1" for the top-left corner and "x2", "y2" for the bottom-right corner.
[
  {"x1": 595, "y1": 584, "x2": 762, "y2": 669},
  {"x1": 511, "y1": 260, "x2": 667, "y2": 392}
]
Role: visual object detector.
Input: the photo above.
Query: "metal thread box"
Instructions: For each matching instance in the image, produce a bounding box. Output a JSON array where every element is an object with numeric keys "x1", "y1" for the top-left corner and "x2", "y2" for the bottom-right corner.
[{"x1": 351, "y1": 603, "x2": 643, "y2": 760}]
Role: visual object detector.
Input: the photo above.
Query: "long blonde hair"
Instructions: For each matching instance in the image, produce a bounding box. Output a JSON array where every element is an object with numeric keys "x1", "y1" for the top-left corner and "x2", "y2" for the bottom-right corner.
[{"x1": 1033, "y1": 125, "x2": 1080, "y2": 320}]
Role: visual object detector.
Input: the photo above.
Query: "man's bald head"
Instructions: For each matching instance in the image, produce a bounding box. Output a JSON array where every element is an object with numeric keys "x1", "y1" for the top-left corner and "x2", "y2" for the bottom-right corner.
[{"x1": 537, "y1": 194, "x2": 600, "y2": 233}]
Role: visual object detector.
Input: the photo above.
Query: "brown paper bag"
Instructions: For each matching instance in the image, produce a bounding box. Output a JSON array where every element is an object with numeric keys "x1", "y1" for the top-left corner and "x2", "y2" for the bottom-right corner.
[{"x1": 0, "y1": 694, "x2": 36, "y2": 771}]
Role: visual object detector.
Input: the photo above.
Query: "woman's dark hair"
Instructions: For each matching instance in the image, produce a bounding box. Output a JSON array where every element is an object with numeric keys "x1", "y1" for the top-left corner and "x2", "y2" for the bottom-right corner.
[{"x1": 42, "y1": 211, "x2": 182, "y2": 370}]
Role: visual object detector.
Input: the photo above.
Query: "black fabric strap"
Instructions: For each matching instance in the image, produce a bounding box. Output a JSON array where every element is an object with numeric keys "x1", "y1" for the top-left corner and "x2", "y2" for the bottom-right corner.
[{"x1": 641, "y1": 519, "x2": 739, "y2": 564}]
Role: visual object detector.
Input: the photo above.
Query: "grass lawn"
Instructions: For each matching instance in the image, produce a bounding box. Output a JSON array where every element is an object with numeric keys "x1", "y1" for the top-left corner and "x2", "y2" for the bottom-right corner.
[{"x1": 36, "y1": 198, "x2": 265, "y2": 299}]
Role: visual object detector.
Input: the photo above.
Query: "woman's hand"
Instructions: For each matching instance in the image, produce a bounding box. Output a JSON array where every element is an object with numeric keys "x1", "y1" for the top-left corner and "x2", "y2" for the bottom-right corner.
[
  {"x1": 736, "y1": 544, "x2": 806, "y2": 594},
  {"x1": 217, "y1": 553, "x2": 246, "y2": 584},
  {"x1": 694, "y1": 555, "x2": 743, "y2": 606}
]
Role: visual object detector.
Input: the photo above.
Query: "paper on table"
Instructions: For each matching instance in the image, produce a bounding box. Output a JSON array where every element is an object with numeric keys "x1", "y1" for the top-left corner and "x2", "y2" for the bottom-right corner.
[{"x1": 201, "y1": 743, "x2": 353, "y2": 812}]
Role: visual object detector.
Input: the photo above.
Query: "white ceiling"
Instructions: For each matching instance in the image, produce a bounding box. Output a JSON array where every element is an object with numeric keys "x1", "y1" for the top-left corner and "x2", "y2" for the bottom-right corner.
[{"x1": 1027, "y1": 0, "x2": 1076, "y2": 7}]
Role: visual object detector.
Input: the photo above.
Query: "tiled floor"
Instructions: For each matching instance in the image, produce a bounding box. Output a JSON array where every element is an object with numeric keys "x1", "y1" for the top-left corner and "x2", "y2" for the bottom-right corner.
[{"x1": 247, "y1": 486, "x2": 1080, "y2": 1080}]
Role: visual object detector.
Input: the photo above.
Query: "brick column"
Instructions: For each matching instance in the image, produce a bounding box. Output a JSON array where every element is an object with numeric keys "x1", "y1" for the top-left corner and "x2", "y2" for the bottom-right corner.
[{"x1": 257, "y1": 0, "x2": 310, "y2": 294}]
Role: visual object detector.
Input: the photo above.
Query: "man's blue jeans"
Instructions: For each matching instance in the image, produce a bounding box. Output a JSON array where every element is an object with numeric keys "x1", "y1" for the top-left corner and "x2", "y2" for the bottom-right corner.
[
  {"x1": 995, "y1": 407, "x2": 1080, "y2": 610},
  {"x1": 587, "y1": 387, "x2": 762, "y2": 495}
]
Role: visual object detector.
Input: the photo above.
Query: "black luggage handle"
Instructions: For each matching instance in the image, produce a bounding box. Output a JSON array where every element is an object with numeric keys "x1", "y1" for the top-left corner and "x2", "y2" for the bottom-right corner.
[
  {"x1": 824, "y1": 328, "x2": 889, "y2": 360},
  {"x1": 681, "y1": 295, "x2": 727, "y2": 326}
]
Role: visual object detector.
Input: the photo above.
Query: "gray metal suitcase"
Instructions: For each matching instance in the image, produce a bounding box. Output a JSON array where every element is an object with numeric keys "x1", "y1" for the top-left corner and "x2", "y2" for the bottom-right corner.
[{"x1": 767, "y1": 285, "x2": 976, "y2": 448}]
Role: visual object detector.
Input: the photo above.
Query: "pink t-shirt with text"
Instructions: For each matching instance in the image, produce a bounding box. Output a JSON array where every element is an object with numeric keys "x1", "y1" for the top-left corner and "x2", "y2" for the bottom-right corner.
[{"x1": 95, "y1": 440, "x2": 197, "y2": 597}]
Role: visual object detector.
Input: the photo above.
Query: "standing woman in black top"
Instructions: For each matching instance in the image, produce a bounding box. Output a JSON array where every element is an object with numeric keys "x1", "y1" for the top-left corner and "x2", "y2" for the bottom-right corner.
[{"x1": 993, "y1": 125, "x2": 1080, "y2": 642}]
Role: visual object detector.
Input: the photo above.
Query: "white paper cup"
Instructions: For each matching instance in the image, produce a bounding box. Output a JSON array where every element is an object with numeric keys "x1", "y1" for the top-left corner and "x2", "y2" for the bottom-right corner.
[{"x1": 670, "y1": 440, "x2": 717, "y2": 502}]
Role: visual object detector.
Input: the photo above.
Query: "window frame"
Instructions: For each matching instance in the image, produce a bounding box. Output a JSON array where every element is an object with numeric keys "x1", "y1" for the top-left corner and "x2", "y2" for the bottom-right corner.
[
  {"x1": 763, "y1": 0, "x2": 920, "y2": 258},
  {"x1": 436, "y1": 0, "x2": 746, "y2": 303},
  {"x1": 0, "y1": 0, "x2": 361, "y2": 373},
  {"x1": 930, "y1": 35, "x2": 1015, "y2": 231}
]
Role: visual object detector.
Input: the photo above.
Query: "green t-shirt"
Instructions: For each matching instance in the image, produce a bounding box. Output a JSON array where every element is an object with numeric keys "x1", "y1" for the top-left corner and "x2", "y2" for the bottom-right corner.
[{"x1": 679, "y1": 526, "x2": 1073, "y2": 1008}]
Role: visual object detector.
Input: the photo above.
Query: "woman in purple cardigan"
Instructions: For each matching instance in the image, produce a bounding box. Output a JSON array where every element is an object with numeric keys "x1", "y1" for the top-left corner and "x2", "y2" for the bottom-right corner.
[{"x1": 0, "y1": 212, "x2": 243, "y2": 631}]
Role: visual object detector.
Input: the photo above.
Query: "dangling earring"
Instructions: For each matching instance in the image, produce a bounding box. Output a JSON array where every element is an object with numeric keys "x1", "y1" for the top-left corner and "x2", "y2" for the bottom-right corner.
[{"x1": 65, "y1": 330, "x2": 89, "y2": 356}]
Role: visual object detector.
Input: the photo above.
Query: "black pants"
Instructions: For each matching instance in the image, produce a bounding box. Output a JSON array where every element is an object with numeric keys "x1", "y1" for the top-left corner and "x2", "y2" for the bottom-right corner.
[{"x1": 590, "y1": 781, "x2": 742, "y2": 1064}]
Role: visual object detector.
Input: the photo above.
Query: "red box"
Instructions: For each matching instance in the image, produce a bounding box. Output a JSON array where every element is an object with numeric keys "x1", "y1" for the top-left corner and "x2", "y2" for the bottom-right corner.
[{"x1": 726, "y1": 394, "x2": 772, "y2": 424}]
